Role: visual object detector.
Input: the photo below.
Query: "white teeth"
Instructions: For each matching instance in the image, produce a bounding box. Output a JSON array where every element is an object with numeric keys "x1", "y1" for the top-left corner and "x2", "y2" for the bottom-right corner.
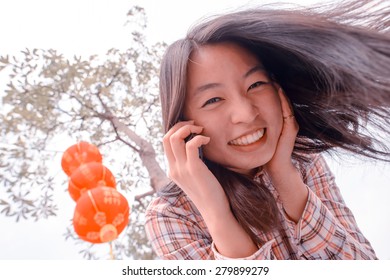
[{"x1": 229, "y1": 129, "x2": 265, "y2": 146}]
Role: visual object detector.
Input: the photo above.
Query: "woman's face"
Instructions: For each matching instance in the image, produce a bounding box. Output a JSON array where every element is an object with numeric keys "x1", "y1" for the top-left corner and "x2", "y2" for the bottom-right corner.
[{"x1": 184, "y1": 42, "x2": 283, "y2": 175}]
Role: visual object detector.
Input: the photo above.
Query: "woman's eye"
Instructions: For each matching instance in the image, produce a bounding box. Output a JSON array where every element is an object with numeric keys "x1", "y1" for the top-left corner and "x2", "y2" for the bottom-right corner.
[
  {"x1": 202, "y1": 97, "x2": 222, "y2": 107},
  {"x1": 248, "y1": 81, "x2": 268, "y2": 91}
]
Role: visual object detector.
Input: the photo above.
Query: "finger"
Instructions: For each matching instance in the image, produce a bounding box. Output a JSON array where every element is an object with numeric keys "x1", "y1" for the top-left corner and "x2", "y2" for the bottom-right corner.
[
  {"x1": 278, "y1": 88, "x2": 299, "y2": 132},
  {"x1": 277, "y1": 88, "x2": 294, "y2": 119},
  {"x1": 276, "y1": 88, "x2": 299, "y2": 145},
  {"x1": 163, "y1": 121, "x2": 195, "y2": 162},
  {"x1": 167, "y1": 124, "x2": 204, "y2": 164},
  {"x1": 186, "y1": 135, "x2": 210, "y2": 163},
  {"x1": 164, "y1": 120, "x2": 194, "y2": 140},
  {"x1": 170, "y1": 124, "x2": 204, "y2": 162}
]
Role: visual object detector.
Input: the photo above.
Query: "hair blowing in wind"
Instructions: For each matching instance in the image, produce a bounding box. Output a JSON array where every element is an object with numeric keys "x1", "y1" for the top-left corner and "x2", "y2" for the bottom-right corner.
[{"x1": 157, "y1": 0, "x2": 390, "y2": 249}]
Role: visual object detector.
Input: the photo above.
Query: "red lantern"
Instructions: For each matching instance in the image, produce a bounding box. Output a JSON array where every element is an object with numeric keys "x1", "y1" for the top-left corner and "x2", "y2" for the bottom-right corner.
[
  {"x1": 61, "y1": 141, "x2": 102, "y2": 176},
  {"x1": 68, "y1": 162, "x2": 116, "y2": 202},
  {"x1": 73, "y1": 186, "x2": 130, "y2": 243}
]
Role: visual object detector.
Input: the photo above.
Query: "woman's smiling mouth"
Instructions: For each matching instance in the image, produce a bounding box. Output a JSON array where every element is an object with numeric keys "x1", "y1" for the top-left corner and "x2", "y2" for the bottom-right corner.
[{"x1": 229, "y1": 129, "x2": 265, "y2": 146}]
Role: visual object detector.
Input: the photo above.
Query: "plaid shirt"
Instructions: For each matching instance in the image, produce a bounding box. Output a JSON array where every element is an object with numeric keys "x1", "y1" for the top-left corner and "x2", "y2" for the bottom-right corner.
[{"x1": 145, "y1": 154, "x2": 377, "y2": 259}]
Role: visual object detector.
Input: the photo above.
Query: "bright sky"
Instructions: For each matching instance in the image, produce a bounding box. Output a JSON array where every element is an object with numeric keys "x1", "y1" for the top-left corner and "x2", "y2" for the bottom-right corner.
[{"x1": 0, "y1": 0, "x2": 389, "y2": 260}]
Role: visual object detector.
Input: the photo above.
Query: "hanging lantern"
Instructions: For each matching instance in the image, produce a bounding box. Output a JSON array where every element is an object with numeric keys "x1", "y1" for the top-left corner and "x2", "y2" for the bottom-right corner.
[
  {"x1": 61, "y1": 141, "x2": 102, "y2": 176},
  {"x1": 73, "y1": 186, "x2": 130, "y2": 244},
  {"x1": 68, "y1": 162, "x2": 116, "y2": 202}
]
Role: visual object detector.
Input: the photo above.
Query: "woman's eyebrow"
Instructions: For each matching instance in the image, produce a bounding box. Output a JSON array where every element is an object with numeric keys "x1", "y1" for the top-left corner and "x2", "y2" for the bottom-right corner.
[
  {"x1": 193, "y1": 65, "x2": 265, "y2": 96},
  {"x1": 243, "y1": 65, "x2": 265, "y2": 78},
  {"x1": 193, "y1": 83, "x2": 221, "y2": 96}
]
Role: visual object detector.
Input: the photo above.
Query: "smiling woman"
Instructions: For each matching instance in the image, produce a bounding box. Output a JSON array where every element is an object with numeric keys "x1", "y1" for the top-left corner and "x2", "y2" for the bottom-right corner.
[
  {"x1": 144, "y1": 0, "x2": 390, "y2": 260},
  {"x1": 0, "y1": 0, "x2": 389, "y2": 262},
  {"x1": 184, "y1": 43, "x2": 284, "y2": 175}
]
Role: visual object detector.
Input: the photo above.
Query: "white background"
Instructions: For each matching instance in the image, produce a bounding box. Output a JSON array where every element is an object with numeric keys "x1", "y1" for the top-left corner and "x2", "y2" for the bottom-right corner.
[{"x1": 0, "y1": 0, "x2": 389, "y2": 260}]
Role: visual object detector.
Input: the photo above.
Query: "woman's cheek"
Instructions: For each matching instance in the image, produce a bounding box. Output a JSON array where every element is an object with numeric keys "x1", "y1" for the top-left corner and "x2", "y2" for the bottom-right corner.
[{"x1": 200, "y1": 127, "x2": 224, "y2": 161}]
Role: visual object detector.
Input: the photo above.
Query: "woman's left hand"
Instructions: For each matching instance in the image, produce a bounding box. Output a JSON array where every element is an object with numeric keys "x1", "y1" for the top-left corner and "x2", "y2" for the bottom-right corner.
[
  {"x1": 264, "y1": 88, "x2": 308, "y2": 222},
  {"x1": 264, "y1": 87, "x2": 299, "y2": 177}
]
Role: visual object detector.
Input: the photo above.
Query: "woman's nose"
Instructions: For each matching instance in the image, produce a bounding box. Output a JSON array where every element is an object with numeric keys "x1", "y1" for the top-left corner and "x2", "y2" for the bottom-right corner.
[{"x1": 229, "y1": 96, "x2": 259, "y2": 124}]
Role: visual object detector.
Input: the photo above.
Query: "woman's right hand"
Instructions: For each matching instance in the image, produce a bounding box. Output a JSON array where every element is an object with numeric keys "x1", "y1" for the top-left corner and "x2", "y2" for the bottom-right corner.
[
  {"x1": 162, "y1": 121, "x2": 230, "y2": 213},
  {"x1": 163, "y1": 120, "x2": 259, "y2": 257}
]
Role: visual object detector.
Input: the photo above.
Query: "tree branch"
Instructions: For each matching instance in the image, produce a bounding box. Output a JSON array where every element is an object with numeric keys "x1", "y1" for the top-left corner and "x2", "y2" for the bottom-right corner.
[
  {"x1": 87, "y1": 70, "x2": 169, "y2": 192},
  {"x1": 134, "y1": 189, "x2": 155, "y2": 202},
  {"x1": 111, "y1": 123, "x2": 140, "y2": 152}
]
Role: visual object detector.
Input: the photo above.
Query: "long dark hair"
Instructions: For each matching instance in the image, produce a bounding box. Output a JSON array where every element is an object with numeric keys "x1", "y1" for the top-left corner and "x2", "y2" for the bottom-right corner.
[{"x1": 158, "y1": 0, "x2": 390, "y2": 244}]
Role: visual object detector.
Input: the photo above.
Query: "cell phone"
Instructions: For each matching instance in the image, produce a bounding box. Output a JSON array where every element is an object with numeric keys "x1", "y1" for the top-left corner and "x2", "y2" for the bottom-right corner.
[{"x1": 184, "y1": 133, "x2": 204, "y2": 161}]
